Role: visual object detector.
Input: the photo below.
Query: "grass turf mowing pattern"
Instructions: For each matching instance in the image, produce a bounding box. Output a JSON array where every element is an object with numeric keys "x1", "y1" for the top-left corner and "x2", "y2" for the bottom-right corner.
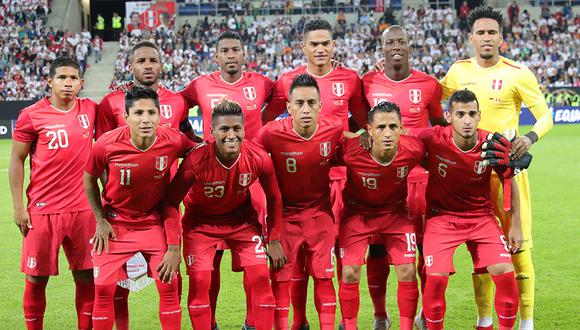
[{"x1": 0, "y1": 124, "x2": 578, "y2": 329}]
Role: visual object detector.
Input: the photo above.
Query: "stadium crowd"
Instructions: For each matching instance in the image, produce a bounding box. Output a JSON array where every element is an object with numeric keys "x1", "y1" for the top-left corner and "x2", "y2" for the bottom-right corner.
[
  {"x1": 109, "y1": 4, "x2": 579, "y2": 92},
  {"x1": 0, "y1": 0, "x2": 97, "y2": 101}
]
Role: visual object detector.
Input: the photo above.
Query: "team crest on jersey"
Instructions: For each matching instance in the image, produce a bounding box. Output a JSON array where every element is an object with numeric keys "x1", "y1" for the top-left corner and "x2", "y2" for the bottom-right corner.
[
  {"x1": 77, "y1": 114, "x2": 90, "y2": 129},
  {"x1": 425, "y1": 255, "x2": 433, "y2": 267},
  {"x1": 397, "y1": 166, "x2": 409, "y2": 178},
  {"x1": 185, "y1": 255, "x2": 194, "y2": 266},
  {"x1": 491, "y1": 79, "x2": 503, "y2": 91},
  {"x1": 155, "y1": 156, "x2": 168, "y2": 171},
  {"x1": 320, "y1": 142, "x2": 332, "y2": 157},
  {"x1": 160, "y1": 105, "x2": 172, "y2": 119},
  {"x1": 239, "y1": 173, "x2": 252, "y2": 187},
  {"x1": 27, "y1": 257, "x2": 36, "y2": 269},
  {"x1": 243, "y1": 87, "x2": 257, "y2": 101},
  {"x1": 332, "y1": 83, "x2": 345, "y2": 97},
  {"x1": 474, "y1": 161, "x2": 487, "y2": 174},
  {"x1": 409, "y1": 89, "x2": 422, "y2": 104}
]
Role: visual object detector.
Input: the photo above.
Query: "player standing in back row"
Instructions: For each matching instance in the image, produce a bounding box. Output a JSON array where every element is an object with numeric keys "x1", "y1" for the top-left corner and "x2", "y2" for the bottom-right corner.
[
  {"x1": 263, "y1": 18, "x2": 368, "y2": 329},
  {"x1": 439, "y1": 6, "x2": 553, "y2": 330},
  {"x1": 10, "y1": 57, "x2": 97, "y2": 330}
]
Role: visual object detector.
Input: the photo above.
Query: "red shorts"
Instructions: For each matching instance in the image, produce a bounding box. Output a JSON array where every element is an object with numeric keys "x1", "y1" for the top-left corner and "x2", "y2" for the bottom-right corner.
[
  {"x1": 423, "y1": 215, "x2": 513, "y2": 274},
  {"x1": 92, "y1": 225, "x2": 168, "y2": 285},
  {"x1": 271, "y1": 211, "x2": 336, "y2": 282},
  {"x1": 21, "y1": 210, "x2": 95, "y2": 276},
  {"x1": 339, "y1": 209, "x2": 416, "y2": 266},
  {"x1": 183, "y1": 222, "x2": 267, "y2": 273},
  {"x1": 407, "y1": 169, "x2": 428, "y2": 243}
]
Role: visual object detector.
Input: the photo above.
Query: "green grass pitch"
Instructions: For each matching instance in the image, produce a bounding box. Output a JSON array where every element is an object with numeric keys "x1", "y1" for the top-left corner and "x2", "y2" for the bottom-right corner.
[{"x1": 0, "y1": 124, "x2": 578, "y2": 329}]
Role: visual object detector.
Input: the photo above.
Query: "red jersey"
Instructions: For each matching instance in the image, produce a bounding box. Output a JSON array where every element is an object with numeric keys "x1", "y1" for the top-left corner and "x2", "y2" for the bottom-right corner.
[
  {"x1": 362, "y1": 69, "x2": 443, "y2": 129},
  {"x1": 96, "y1": 85, "x2": 189, "y2": 139},
  {"x1": 180, "y1": 71, "x2": 275, "y2": 140},
  {"x1": 414, "y1": 126, "x2": 495, "y2": 219},
  {"x1": 164, "y1": 141, "x2": 283, "y2": 240},
  {"x1": 254, "y1": 116, "x2": 343, "y2": 218},
  {"x1": 337, "y1": 136, "x2": 425, "y2": 214},
  {"x1": 13, "y1": 97, "x2": 97, "y2": 214},
  {"x1": 85, "y1": 126, "x2": 194, "y2": 235},
  {"x1": 265, "y1": 65, "x2": 368, "y2": 130}
]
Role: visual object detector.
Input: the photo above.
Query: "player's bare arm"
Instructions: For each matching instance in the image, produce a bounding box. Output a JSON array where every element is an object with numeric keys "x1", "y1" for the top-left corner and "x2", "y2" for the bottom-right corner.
[
  {"x1": 83, "y1": 172, "x2": 116, "y2": 255},
  {"x1": 9, "y1": 140, "x2": 32, "y2": 236},
  {"x1": 508, "y1": 179, "x2": 523, "y2": 253}
]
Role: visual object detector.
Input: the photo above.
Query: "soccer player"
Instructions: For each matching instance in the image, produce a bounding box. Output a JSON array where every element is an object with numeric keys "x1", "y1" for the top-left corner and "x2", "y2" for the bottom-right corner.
[
  {"x1": 263, "y1": 18, "x2": 368, "y2": 328},
  {"x1": 162, "y1": 101, "x2": 285, "y2": 330},
  {"x1": 84, "y1": 87, "x2": 193, "y2": 330},
  {"x1": 181, "y1": 30, "x2": 276, "y2": 330},
  {"x1": 417, "y1": 90, "x2": 521, "y2": 330},
  {"x1": 361, "y1": 25, "x2": 445, "y2": 329},
  {"x1": 95, "y1": 40, "x2": 197, "y2": 329},
  {"x1": 10, "y1": 56, "x2": 96, "y2": 330},
  {"x1": 254, "y1": 74, "x2": 343, "y2": 330},
  {"x1": 439, "y1": 7, "x2": 553, "y2": 330},
  {"x1": 337, "y1": 101, "x2": 424, "y2": 330}
]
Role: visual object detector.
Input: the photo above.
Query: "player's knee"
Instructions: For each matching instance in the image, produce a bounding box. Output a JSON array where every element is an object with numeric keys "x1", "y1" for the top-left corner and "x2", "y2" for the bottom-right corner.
[
  {"x1": 341, "y1": 266, "x2": 361, "y2": 283},
  {"x1": 487, "y1": 263, "x2": 514, "y2": 276},
  {"x1": 72, "y1": 269, "x2": 94, "y2": 283},
  {"x1": 368, "y1": 244, "x2": 387, "y2": 258},
  {"x1": 395, "y1": 263, "x2": 417, "y2": 282},
  {"x1": 26, "y1": 275, "x2": 49, "y2": 284}
]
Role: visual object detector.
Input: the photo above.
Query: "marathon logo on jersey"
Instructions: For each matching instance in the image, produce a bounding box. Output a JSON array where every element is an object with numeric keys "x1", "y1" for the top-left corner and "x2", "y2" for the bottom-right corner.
[
  {"x1": 155, "y1": 156, "x2": 168, "y2": 171},
  {"x1": 27, "y1": 257, "x2": 36, "y2": 269},
  {"x1": 185, "y1": 255, "x2": 194, "y2": 266},
  {"x1": 239, "y1": 173, "x2": 252, "y2": 187},
  {"x1": 243, "y1": 87, "x2": 257, "y2": 101},
  {"x1": 320, "y1": 142, "x2": 332, "y2": 157},
  {"x1": 425, "y1": 255, "x2": 433, "y2": 267},
  {"x1": 492, "y1": 79, "x2": 503, "y2": 91},
  {"x1": 160, "y1": 105, "x2": 173, "y2": 119},
  {"x1": 77, "y1": 114, "x2": 90, "y2": 129},
  {"x1": 397, "y1": 166, "x2": 409, "y2": 178},
  {"x1": 332, "y1": 83, "x2": 345, "y2": 97},
  {"x1": 473, "y1": 160, "x2": 487, "y2": 174},
  {"x1": 409, "y1": 89, "x2": 422, "y2": 104}
]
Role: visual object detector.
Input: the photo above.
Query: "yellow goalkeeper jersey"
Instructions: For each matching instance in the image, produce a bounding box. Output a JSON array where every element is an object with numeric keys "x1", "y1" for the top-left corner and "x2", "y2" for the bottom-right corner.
[{"x1": 440, "y1": 56, "x2": 552, "y2": 139}]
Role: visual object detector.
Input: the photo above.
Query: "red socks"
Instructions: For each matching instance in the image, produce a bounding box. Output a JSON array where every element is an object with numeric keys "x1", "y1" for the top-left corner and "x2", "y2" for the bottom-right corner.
[
  {"x1": 243, "y1": 271, "x2": 255, "y2": 327},
  {"x1": 113, "y1": 286, "x2": 129, "y2": 330},
  {"x1": 23, "y1": 279, "x2": 47, "y2": 330},
  {"x1": 492, "y1": 272, "x2": 519, "y2": 330},
  {"x1": 155, "y1": 279, "x2": 181, "y2": 330},
  {"x1": 188, "y1": 270, "x2": 212, "y2": 330},
  {"x1": 422, "y1": 275, "x2": 449, "y2": 330},
  {"x1": 314, "y1": 279, "x2": 336, "y2": 330},
  {"x1": 243, "y1": 264, "x2": 275, "y2": 330},
  {"x1": 272, "y1": 281, "x2": 290, "y2": 330},
  {"x1": 366, "y1": 256, "x2": 389, "y2": 319},
  {"x1": 93, "y1": 284, "x2": 117, "y2": 330},
  {"x1": 398, "y1": 281, "x2": 419, "y2": 330},
  {"x1": 75, "y1": 280, "x2": 95, "y2": 330},
  {"x1": 338, "y1": 281, "x2": 359, "y2": 330},
  {"x1": 290, "y1": 266, "x2": 309, "y2": 329},
  {"x1": 209, "y1": 252, "x2": 223, "y2": 329}
]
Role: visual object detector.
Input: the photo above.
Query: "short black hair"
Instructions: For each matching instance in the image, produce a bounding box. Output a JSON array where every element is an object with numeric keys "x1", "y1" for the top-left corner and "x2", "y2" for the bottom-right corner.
[
  {"x1": 303, "y1": 18, "x2": 332, "y2": 39},
  {"x1": 448, "y1": 89, "x2": 479, "y2": 112},
  {"x1": 125, "y1": 86, "x2": 159, "y2": 113},
  {"x1": 129, "y1": 41, "x2": 160, "y2": 62},
  {"x1": 49, "y1": 56, "x2": 81, "y2": 77},
  {"x1": 289, "y1": 74, "x2": 320, "y2": 96},
  {"x1": 212, "y1": 100, "x2": 244, "y2": 123},
  {"x1": 217, "y1": 30, "x2": 244, "y2": 48},
  {"x1": 368, "y1": 101, "x2": 402, "y2": 123},
  {"x1": 468, "y1": 6, "x2": 503, "y2": 31}
]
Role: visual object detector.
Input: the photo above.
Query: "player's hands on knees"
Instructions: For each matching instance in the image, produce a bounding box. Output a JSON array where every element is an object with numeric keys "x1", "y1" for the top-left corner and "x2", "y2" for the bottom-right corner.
[
  {"x1": 359, "y1": 131, "x2": 372, "y2": 150},
  {"x1": 157, "y1": 244, "x2": 181, "y2": 284},
  {"x1": 508, "y1": 226, "x2": 523, "y2": 253},
  {"x1": 374, "y1": 58, "x2": 385, "y2": 71},
  {"x1": 92, "y1": 218, "x2": 116, "y2": 255},
  {"x1": 268, "y1": 240, "x2": 286, "y2": 269},
  {"x1": 510, "y1": 135, "x2": 533, "y2": 160},
  {"x1": 14, "y1": 207, "x2": 32, "y2": 237}
]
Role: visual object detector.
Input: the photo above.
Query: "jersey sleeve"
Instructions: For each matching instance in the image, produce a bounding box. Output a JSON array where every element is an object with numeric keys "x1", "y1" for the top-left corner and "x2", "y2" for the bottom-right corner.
[
  {"x1": 178, "y1": 131, "x2": 196, "y2": 157},
  {"x1": 429, "y1": 81, "x2": 444, "y2": 119},
  {"x1": 180, "y1": 77, "x2": 199, "y2": 109},
  {"x1": 263, "y1": 78, "x2": 288, "y2": 123},
  {"x1": 263, "y1": 76, "x2": 276, "y2": 103},
  {"x1": 85, "y1": 139, "x2": 108, "y2": 177},
  {"x1": 348, "y1": 75, "x2": 369, "y2": 129},
  {"x1": 13, "y1": 110, "x2": 37, "y2": 143},
  {"x1": 332, "y1": 137, "x2": 349, "y2": 166},
  {"x1": 252, "y1": 124, "x2": 271, "y2": 151},
  {"x1": 516, "y1": 68, "x2": 553, "y2": 139},
  {"x1": 407, "y1": 127, "x2": 435, "y2": 144},
  {"x1": 258, "y1": 153, "x2": 282, "y2": 240},
  {"x1": 439, "y1": 64, "x2": 459, "y2": 100},
  {"x1": 95, "y1": 97, "x2": 116, "y2": 139}
]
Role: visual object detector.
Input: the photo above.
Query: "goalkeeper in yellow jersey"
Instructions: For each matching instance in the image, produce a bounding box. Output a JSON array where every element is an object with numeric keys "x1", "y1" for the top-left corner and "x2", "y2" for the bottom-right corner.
[{"x1": 439, "y1": 6, "x2": 553, "y2": 330}]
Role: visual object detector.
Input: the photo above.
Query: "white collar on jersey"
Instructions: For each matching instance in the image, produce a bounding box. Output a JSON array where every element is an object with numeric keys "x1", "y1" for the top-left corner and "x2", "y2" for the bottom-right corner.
[
  {"x1": 48, "y1": 98, "x2": 77, "y2": 113},
  {"x1": 215, "y1": 151, "x2": 241, "y2": 170},
  {"x1": 451, "y1": 136, "x2": 479, "y2": 153},
  {"x1": 382, "y1": 70, "x2": 413, "y2": 83},
  {"x1": 292, "y1": 124, "x2": 319, "y2": 141},
  {"x1": 219, "y1": 72, "x2": 245, "y2": 85},
  {"x1": 130, "y1": 136, "x2": 157, "y2": 152},
  {"x1": 369, "y1": 148, "x2": 398, "y2": 166},
  {"x1": 306, "y1": 65, "x2": 334, "y2": 78}
]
